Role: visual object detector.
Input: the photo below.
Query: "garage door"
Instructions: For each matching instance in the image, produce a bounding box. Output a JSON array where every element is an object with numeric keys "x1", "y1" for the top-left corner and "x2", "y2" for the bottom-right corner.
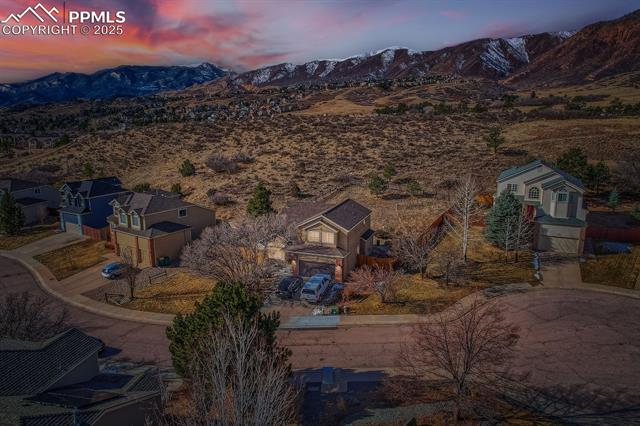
[
  {"x1": 537, "y1": 235, "x2": 580, "y2": 254},
  {"x1": 64, "y1": 221, "x2": 82, "y2": 235},
  {"x1": 299, "y1": 260, "x2": 336, "y2": 278}
]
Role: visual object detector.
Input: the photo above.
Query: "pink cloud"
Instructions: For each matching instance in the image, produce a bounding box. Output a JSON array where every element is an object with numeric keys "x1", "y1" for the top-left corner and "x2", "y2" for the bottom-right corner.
[
  {"x1": 439, "y1": 9, "x2": 466, "y2": 20},
  {"x1": 481, "y1": 21, "x2": 531, "y2": 38}
]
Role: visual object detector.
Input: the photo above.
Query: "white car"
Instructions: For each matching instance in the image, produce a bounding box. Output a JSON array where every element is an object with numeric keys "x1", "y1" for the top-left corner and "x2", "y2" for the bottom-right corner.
[{"x1": 300, "y1": 274, "x2": 331, "y2": 303}]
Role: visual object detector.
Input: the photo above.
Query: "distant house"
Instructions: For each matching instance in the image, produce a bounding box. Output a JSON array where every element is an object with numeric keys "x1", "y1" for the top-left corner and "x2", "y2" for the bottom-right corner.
[
  {"x1": 108, "y1": 189, "x2": 216, "y2": 268},
  {"x1": 0, "y1": 178, "x2": 59, "y2": 225},
  {"x1": 283, "y1": 199, "x2": 374, "y2": 281},
  {"x1": 0, "y1": 328, "x2": 160, "y2": 425},
  {"x1": 497, "y1": 160, "x2": 588, "y2": 254},
  {"x1": 59, "y1": 177, "x2": 129, "y2": 240}
]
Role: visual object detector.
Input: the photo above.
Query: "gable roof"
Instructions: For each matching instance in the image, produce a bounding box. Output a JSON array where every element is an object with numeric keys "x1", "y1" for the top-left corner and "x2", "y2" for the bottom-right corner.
[
  {"x1": 111, "y1": 189, "x2": 192, "y2": 215},
  {"x1": 15, "y1": 197, "x2": 47, "y2": 206},
  {"x1": 322, "y1": 199, "x2": 371, "y2": 230},
  {"x1": 0, "y1": 328, "x2": 101, "y2": 396},
  {"x1": 498, "y1": 160, "x2": 584, "y2": 189},
  {"x1": 62, "y1": 177, "x2": 124, "y2": 198},
  {"x1": 282, "y1": 201, "x2": 333, "y2": 226},
  {"x1": 0, "y1": 178, "x2": 43, "y2": 193}
]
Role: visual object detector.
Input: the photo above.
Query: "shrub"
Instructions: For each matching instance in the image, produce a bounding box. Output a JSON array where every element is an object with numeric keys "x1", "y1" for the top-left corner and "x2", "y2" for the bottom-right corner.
[
  {"x1": 178, "y1": 159, "x2": 196, "y2": 177},
  {"x1": 82, "y1": 163, "x2": 95, "y2": 178},
  {"x1": 406, "y1": 180, "x2": 422, "y2": 197},
  {"x1": 383, "y1": 164, "x2": 397, "y2": 180},
  {"x1": 246, "y1": 182, "x2": 274, "y2": 216},
  {"x1": 206, "y1": 154, "x2": 238, "y2": 173},
  {"x1": 170, "y1": 183, "x2": 182, "y2": 194},
  {"x1": 233, "y1": 152, "x2": 255, "y2": 164},
  {"x1": 209, "y1": 191, "x2": 235, "y2": 206},
  {"x1": 368, "y1": 174, "x2": 388, "y2": 196},
  {"x1": 133, "y1": 182, "x2": 150, "y2": 193}
]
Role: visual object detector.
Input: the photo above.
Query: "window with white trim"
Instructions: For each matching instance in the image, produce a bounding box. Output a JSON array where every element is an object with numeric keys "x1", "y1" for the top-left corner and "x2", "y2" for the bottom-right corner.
[
  {"x1": 507, "y1": 183, "x2": 518, "y2": 193},
  {"x1": 307, "y1": 230, "x2": 320, "y2": 243},
  {"x1": 131, "y1": 214, "x2": 140, "y2": 227},
  {"x1": 528, "y1": 187, "x2": 540, "y2": 199},
  {"x1": 558, "y1": 191, "x2": 568, "y2": 202},
  {"x1": 119, "y1": 210, "x2": 127, "y2": 225},
  {"x1": 321, "y1": 231, "x2": 335, "y2": 244}
]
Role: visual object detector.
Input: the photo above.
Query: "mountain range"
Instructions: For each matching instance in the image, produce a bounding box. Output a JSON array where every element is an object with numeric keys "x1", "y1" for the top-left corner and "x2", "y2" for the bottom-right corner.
[{"x1": 1, "y1": 9, "x2": 639, "y2": 107}]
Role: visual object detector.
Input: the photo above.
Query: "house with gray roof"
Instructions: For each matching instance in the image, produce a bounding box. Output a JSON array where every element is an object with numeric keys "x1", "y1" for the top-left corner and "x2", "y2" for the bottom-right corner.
[
  {"x1": 108, "y1": 189, "x2": 215, "y2": 268},
  {"x1": 497, "y1": 160, "x2": 588, "y2": 254},
  {"x1": 59, "y1": 177, "x2": 129, "y2": 239},
  {"x1": 0, "y1": 328, "x2": 160, "y2": 426},
  {"x1": 0, "y1": 178, "x2": 59, "y2": 225},
  {"x1": 283, "y1": 199, "x2": 374, "y2": 281}
]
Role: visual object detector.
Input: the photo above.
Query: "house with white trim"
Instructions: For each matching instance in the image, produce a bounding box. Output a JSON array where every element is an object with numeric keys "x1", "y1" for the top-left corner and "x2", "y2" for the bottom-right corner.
[{"x1": 497, "y1": 160, "x2": 588, "y2": 254}]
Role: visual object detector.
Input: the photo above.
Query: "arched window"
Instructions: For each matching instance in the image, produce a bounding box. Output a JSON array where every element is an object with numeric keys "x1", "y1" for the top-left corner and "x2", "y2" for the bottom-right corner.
[{"x1": 528, "y1": 187, "x2": 540, "y2": 199}]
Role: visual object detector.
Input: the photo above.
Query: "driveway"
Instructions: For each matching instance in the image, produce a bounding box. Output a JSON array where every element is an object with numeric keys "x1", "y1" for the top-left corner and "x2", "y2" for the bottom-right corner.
[{"x1": 0, "y1": 255, "x2": 170, "y2": 366}]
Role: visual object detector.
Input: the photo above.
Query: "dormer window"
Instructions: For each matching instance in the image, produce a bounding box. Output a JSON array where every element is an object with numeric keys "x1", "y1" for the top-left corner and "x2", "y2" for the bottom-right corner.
[
  {"x1": 131, "y1": 214, "x2": 140, "y2": 227},
  {"x1": 119, "y1": 210, "x2": 128, "y2": 225},
  {"x1": 307, "y1": 230, "x2": 320, "y2": 243},
  {"x1": 558, "y1": 191, "x2": 568, "y2": 202},
  {"x1": 528, "y1": 187, "x2": 540, "y2": 200},
  {"x1": 179, "y1": 208, "x2": 187, "y2": 218},
  {"x1": 34, "y1": 188, "x2": 41, "y2": 194}
]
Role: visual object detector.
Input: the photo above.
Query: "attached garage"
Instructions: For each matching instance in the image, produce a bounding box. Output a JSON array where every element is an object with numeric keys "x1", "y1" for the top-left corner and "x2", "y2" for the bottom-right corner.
[
  {"x1": 535, "y1": 222, "x2": 585, "y2": 254},
  {"x1": 61, "y1": 213, "x2": 83, "y2": 235},
  {"x1": 15, "y1": 198, "x2": 48, "y2": 225},
  {"x1": 299, "y1": 258, "x2": 336, "y2": 278}
]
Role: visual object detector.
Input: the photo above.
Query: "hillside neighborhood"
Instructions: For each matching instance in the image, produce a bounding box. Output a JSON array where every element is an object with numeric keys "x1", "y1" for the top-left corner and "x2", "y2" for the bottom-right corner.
[{"x1": 2, "y1": 3, "x2": 640, "y2": 425}]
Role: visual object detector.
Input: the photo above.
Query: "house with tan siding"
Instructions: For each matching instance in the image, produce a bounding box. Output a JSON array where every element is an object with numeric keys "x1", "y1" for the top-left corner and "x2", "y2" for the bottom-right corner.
[
  {"x1": 108, "y1": 190, "x2": 215, "y2": 268},
  {"x1": 283, "y1": 199, "x2": 374, "y2": 281},
  {"x1": 497, "y1": 160, "x2": 588, "y2": 254}
]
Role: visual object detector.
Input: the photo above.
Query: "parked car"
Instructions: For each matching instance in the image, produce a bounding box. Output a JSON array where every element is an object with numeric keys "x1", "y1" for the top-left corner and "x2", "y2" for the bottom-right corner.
[
  {"x1": 101, "y1": 262, "x2": 124, "y2": 279},
  {"x1": 322, "y1": 283, "x2": 344, "y2": 306},
  {"x1": 300, "y1": 274, "x2": 331, "y2": 303},
  {"x1": 277, "y1": 276, "x2": 304, "y2": 299}
]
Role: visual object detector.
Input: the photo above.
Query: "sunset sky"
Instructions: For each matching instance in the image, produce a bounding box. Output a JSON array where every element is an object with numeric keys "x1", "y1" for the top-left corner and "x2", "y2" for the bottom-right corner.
[{"x1": 1, "y1": 0, "x2": 639, "y2": 83}]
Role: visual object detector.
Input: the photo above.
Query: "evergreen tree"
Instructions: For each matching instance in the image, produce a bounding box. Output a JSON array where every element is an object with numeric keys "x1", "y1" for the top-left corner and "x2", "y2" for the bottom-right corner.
[
  {"x1": 484, "y1": 127, "x2": 506, "y2": 154},
  {"x1": 556, "y1": 148, "x2": 588, "y2": 180},
  {"x1": 0, "y1": 191, "x2": 24, "y2": 235},
  {"x1": 485, "y1": 190, "x2": 522, "y2": 247},
  {"x1": 585, "y1": 161, "x2": 611, "y2": 193},
  {"x1": 82, "y1": 163, "x2": 95, "y2": 178},
  {"x1": 406, "y1": 180, "x2": 422, "y2": 197},
  {"x1": 246, "y1": 182, "x2": 274, "y2": 216},
  {"x1": 607, "y1": 188, "x2": 620, "y2": 212},
  {"x1": 368, "y1": 174, "x2": 388, "y2": 196},
  {"x1": 133, "y1": 182, "x2": 151, "y2": 193},
  {"x1": 170, "y1": 183, "x2": 182, "y2": 194},
  {"x1": 178, "y1": 159, "x2": 196, "y2": 177},
  {"x1": 166, "y1": 282, "x2": 280, "y2": 376}
]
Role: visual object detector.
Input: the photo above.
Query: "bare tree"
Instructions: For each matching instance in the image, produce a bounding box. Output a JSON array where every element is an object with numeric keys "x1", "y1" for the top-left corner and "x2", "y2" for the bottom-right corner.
[
  {"x1": 512, "y1": 208, "x2": 534, "y2": 263},
  {"x1": 392, "y1": 226, "x2": 441, "y2": 278},
  {"x1": 501, "y1": 215, "x2": 516, "y2": 263},
  {"x1": 348, "y1": 265, "x2": 403, "y2": 303},
  {"x1": 182, "y1": 214, "x2": 296, "y2": 294},
  {"x1": 433, "y1": 243, "x2": 464, "y2": 286},
  {"x1": 162, "y1": 313, "x2": 297, "y2": 425},
  {"x1": 446, "y1": 175, "x2": 481, "y2": 263},
  {"x1": 0, "y1": 292, "x2": 68, "y2": 340},
  {"x1": 120, "y1": 247, "x2": 141, "y2": 300},
  {"x1": 400, "y1": 298, "x2": 520, "y2": 422},
  {"x1": 620, "y1": 149, "x2": 640, "y2": 191}
]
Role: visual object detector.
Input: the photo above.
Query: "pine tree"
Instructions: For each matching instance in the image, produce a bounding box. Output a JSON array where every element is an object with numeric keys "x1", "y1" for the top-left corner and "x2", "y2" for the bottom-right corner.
[
  {"x1": 0, "y1": 190, "x2": 24, "y2": 236},
  {"x1": 485, "y1": 190, "x2": 522, "y2": 248},
  {"x1": 246, "y1": 182, "x2": 274, "y2": 216},
  {"x1": 556, "y1": 148, "x2": 588, "y2": 180},
  {"x1": 178, "y1": 159, "x2": 196, "y2": 177},
  {"x1": 484, "y1": 127, "x2": 506, "y2": 154},
  {"x1": 368, "y1": 174, "x2": 387, "y2": 196},
  {"x1": 166, "y1": 282, "x2": 280, "y2": 376},
  {"x1": 585, "y1": 161, "x2": 611, "y2": 193}
]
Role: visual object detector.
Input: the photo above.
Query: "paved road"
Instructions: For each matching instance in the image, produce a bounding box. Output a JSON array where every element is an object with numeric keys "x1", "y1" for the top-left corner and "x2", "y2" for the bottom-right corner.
[
  {"x1": 3, "y1": 254, "x2": 640, "y2": 396},
  {"x1": 0, "y1": 256, "x2": 171, "y2": 366}
]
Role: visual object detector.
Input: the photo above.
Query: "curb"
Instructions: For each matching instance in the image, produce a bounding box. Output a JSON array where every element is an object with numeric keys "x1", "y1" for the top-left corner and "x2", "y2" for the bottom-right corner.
[{"x1": 1, "y1": 252, "x2": 174, "y2": 326}]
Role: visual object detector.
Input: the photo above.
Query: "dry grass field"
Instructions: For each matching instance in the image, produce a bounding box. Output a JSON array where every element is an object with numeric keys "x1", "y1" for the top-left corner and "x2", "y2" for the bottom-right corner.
[
  {"x1": 2, "y1": 78, "x2": 639, "y2": 226},
  {"x1": 35, "y1": 240, "x2": 109, "y2": 280},
  {"x1": 0, "y1": 223, "x2": 58, "y2": 250}
]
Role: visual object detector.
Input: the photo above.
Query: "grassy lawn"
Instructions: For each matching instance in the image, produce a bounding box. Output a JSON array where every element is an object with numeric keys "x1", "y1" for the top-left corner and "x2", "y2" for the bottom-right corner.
[
  {"x1": 346, "y1": 226, "x2": 536, "y2": 315},
  {"x1": 581, "y1": 246, "x2": 640, "y2": 290},
  {"x1": 0, "y1": 223, "x2": 59, "y2": 250},
  {"x1": 34, "y1": 239, "x2": 110, "y2": 280},
  {"x1": 121, "y1": 271, "x2": 216, "y2": 315}
]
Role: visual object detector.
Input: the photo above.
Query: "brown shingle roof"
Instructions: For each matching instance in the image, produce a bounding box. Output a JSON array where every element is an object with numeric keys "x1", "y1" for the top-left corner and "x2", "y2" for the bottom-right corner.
[{"x1": 322, "y1": 199, "x2": 371, "y2": 230}]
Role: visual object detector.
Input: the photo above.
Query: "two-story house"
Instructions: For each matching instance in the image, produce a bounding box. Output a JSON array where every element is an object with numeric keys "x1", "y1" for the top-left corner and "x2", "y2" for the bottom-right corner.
[
  {"x1": 0, "y1": 178, "x2": 59, "y2": 225},
  {"x1": 108, "y1": 190, "x2": 216, "y2": 268},
  {"x1": 0, "y1": 328, "x2": 161, "y2": 425},
  {"x1": 283, "y1": 199, "x2": 374, "y2": 281},
  {"x1": 59, "y1": 177, "x2": 129, "y2": 240},
  {"x1": 497, "y1": 160, "x2": 588, "y2": 254}
]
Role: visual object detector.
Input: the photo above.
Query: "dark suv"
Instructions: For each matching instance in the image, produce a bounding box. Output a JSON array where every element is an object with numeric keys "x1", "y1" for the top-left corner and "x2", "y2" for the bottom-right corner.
[{"x1": 276, "y1": 276, "x2": 304, "y2": 299}]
